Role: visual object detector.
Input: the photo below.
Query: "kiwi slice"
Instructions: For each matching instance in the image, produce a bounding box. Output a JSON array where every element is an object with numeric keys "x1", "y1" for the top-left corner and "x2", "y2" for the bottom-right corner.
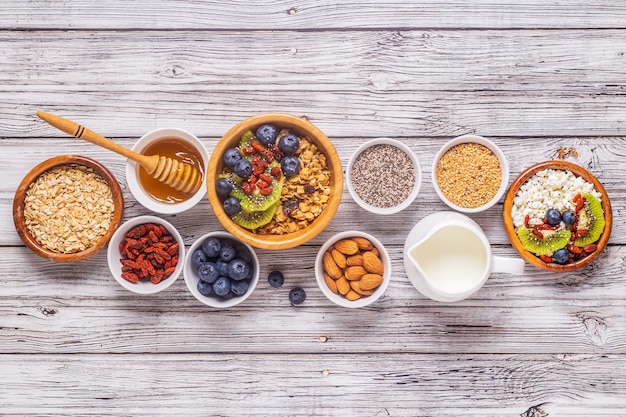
[
  {"x1": 239, "y1": 129, "x2": 256, "y2": 149},
  {"x1": 516, "y1": 227, "x2": 571, "y2": 256},
  {"x1": 219, "y1": 163, "x2": 285, "y2": 212},
  {"x1": 574, "y1": 193, "x2": 605, "y2": 247},
  {"x1": 231, "y1": 201, "x2": 279, "y2": 230}
]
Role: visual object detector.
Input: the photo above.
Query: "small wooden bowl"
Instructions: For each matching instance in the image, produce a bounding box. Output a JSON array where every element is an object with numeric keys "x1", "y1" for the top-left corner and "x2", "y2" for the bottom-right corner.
[
  {"x1": 207, "y1": 113, "x2": 343, "y2": 250},
  {"x1": 503, "y1": 160, "x2": 612, "y2": 271},
  {"x1": 13, "y1": 155, "x2": 124, "y2": 262}
]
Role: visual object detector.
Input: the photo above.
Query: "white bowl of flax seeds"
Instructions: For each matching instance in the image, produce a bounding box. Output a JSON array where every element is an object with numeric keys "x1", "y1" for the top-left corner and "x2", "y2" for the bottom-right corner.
[
  {"x1": 432, "y1": 134, "x2": 509, "y2": 213},
  {"x1": 347, "y1": 138, "x2": 422, "y2": 215}
]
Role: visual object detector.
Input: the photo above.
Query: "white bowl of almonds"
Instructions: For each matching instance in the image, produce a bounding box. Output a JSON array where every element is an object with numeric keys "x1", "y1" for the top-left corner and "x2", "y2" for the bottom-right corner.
[
  {"x1": 13, "y1": 155, "x2": 124, "y2": 262},
  {"x1": 432, "y1": 134, "x2": 509, "y2": 213},
  {"x1": 315, "y1": 231, "x2": 391, "y2": 308}
]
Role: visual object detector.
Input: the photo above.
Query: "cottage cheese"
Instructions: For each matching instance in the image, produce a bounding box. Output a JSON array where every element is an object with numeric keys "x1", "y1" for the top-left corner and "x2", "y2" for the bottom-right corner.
[{"x1": 511, "y1": 168, "x2": 602, "y2": 228}]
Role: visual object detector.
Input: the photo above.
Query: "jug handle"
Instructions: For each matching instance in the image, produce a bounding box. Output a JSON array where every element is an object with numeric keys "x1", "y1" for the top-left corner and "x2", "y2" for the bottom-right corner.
[{"x1": 491, "y1": 255, "x2": 525, "y2": 275}]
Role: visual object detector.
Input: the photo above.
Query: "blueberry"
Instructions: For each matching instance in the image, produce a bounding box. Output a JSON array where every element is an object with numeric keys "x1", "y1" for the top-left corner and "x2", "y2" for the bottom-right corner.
[
  {"x1": 277, "y1": 133, "x2": 300, "y2": 155},
  {"x1": 562, "y1": 210, "x2": 577, "y2": 225},
  {"x1": 215, "y1": 178, "x2": 233, "y2": 196},
  {"x1": 190, "y1": 249, "x2": 207, "y2": 268},
  {"x1": 267, "y1": 270, "x2": 284, "y2": 288},
  {"x1": 223, "y1": 148, "x2": 242, "y2": 168},
  {"x1": 228, "y1": 259, "x2": 250, "y2": 281},
  {"x1": 230, "y1": 280, "x2": 249, "y2": 297},
  {"x1": 220, "y1": 245, "x2": 237, "y2": 263},
  {"x1": 197, "y1": 262, "x2": 219, "y2": 283},
  {"x1": 235, "y1": 243, "x2": 253, "y2": 264},
  {"x1": 197, "y1": 279, "x2": 214, "y2": 296},
  {"x1": 553, "y1": 248, "x2": 570, "y2": 265},
  {"x1": 216, "y1": 260, "x2": 229, "y2": 277},
  {"x1": 202, "y1": 237, "x2": 221, "y2": 259},
  {"x1": 545, "y1": 208, "x2": 562, "y2": 225},
  {"x1": 213, "y1": 276, "x2": 232, "y2": 297},
  {"x1": 281, "y1": 155, "x2": 301, "y2": 177},
  {"x1": 223, "y1": 196, "x2": 241, "y2": 216},
  {"x1": 255, "y1": 124, "x2": 278, "y2": 146},
  {"x1": 234, "y1": 159, "x2": 253, "y2": 179},
  {"x1": 289, "y1": 287, "x2": 306, "y2": 305}
]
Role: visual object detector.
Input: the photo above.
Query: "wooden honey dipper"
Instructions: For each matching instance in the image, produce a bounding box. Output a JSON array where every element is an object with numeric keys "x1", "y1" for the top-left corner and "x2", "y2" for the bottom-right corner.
[{"x1": 36, "y1": 111, "x2": 203, "y2": 195}]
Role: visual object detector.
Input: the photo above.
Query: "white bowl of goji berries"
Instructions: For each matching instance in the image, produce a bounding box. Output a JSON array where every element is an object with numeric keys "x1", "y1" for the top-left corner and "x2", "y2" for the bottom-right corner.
[
  {"x1": 107, "y1": 215, "x2": 185, "y2": 295},
  {"x1": 346, "y1": 138, "x2": 422, "y2": 215}
]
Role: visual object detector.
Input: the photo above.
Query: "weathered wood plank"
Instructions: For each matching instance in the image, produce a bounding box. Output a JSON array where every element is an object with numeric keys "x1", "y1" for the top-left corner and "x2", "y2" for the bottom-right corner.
[
  {"x1": 2, "y1": 1, "x2": 626, "y2": 29},
  {"x1": 1, "y1": 354, "x2": 624, "y2": 416},
  {"x1": 2, "y1": 30, "x2": 626, "y2": 137}
]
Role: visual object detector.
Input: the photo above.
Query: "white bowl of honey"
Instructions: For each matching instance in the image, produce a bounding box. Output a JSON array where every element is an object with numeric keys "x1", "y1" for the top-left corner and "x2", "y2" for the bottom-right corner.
[{"x1": 126, "y1": 128, "x2": 208, "y2": 214}]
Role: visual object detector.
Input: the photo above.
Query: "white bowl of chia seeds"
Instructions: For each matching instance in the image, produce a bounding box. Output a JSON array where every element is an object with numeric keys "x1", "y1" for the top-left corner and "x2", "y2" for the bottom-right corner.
[
  {"x1": 432, "y1": 135, "x2": 509, "y2": 213},
  {"x1": 346, "y1": 138, "x2": 422, "y2": 215}
]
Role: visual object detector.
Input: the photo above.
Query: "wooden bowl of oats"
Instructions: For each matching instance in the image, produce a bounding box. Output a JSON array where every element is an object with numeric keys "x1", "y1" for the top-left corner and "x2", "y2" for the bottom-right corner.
[
  {"x1": 207, "y1": 113, "x2": 343, "y2": 250},
  {"x1": 13, "y1": 155, "x2": 124, "y2": 262}
]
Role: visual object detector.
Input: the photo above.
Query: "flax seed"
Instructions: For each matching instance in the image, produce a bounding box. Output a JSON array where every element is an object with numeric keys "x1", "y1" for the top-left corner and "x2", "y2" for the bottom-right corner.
[{"x1": 435, "y1": 143, "x2": 502, "y2": 208}]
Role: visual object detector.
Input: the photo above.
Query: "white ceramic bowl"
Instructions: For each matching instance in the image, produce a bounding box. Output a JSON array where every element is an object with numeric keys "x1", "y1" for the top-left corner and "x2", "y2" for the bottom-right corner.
[
  {"x1": 126, "y1": 128, "x2": 209, "y2": 214},
  {"x1": 107, "y1": 215, "x2": 185, "y2": 295},
  {"x1": 431, "y1": 134, "x2": 509, "y2": 213},
  {"x1": 183, "y1": 231, "x2": 260, "y2": 308},
  {"x1": 315, "y1": 230, "x2": 391, "y2": 308},
  {"x1": 346, "y1": 138, "x2": 421, "y2": 215}
]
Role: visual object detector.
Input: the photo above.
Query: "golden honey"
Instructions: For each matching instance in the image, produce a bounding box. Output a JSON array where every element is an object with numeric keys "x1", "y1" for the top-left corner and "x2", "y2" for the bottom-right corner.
[{"x1": 138, "y1": 137, "x2": 205, "y2": 204}]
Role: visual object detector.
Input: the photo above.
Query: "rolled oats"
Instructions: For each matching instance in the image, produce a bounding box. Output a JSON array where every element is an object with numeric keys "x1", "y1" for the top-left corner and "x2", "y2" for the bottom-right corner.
[{"x1": 23, "y1": 164, "x2": 115, "y2": 253}]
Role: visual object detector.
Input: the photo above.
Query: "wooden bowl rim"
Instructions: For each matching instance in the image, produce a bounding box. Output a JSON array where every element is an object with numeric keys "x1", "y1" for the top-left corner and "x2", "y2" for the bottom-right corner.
[
  {"x1": 207, "y1": 113, "x2": 344, "y2": 250},
  {"x1": 502, "y1": 160, "x2": 612, "y2": 272},
  {"x1": 13, "y1": 155, "x2": 124, "y2": 262}
]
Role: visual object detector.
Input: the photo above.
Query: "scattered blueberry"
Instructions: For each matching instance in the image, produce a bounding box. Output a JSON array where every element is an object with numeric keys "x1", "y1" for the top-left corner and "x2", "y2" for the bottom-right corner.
[
  {"x1": 289, "y1": 287, "x2": 306, "y2": 305},
  {"x1": 223, "y1": 196, "x2": 241, "y2": 216},
  {"x1": 277, "y1": 133, "x2": 300, "y2": 155},
  {"x1": 234, "y1": 159, "x2": 253, "y2": 178},
  {"x1": 197, "y1": 280, "x2": 214, "y2": 296},
  {"x1": 197, "y1": 262, "x2": 219, "y2": 283},
  {"x1": 281, "y1": 155, "x2": 301, "y2": 177},
  {"x1": 562, "y1": 210, "x2": 577, "y2": 225},
  {"x1": 267, "y1": 270, "x2": 284, "y2": 288},
  {"x1": 256, "y1": 124, "x2": 278, "y2": 146},
  {"x1": 202, "y1": 237, "x2": 221, "y2": 258},
  {"x1": 220, "y1": 245, "x2": 237, "y2": 263},
  {"x1": 228, "y1": 259, "x2": 250, "y2": 281},
  {"x1": 213, "y1": 276, "x2": 232, "y2": 297},
  {"x1": 216, "y1": 177, "x2": 233, "y2": 196},
  {"x1": 230, "y1": 280, "x2": 249, "y2": 296},
  {"x1": 545, "y1": 208, "x2": 562, "y2": 225},
  {"x1": 191, "y1": 249, "x2": 207, "y2": 268},
  {"x1": 553, "y1": 248, "x2": 570, "y2": 265},
  {"x1": 223, "y1": 148, "x2": 242, "y2": 168}
]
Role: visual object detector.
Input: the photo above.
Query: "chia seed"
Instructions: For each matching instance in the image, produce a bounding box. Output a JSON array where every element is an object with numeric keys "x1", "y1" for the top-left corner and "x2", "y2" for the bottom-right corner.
[{"x1": 350, "y1": 143, "x2": 416, "y2": 208}]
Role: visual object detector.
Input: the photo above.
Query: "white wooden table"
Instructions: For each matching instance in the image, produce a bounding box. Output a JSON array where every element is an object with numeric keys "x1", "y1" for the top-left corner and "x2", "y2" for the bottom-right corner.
[{"x1": 1, "y1": 2, "x2": 625, "y2": 416}]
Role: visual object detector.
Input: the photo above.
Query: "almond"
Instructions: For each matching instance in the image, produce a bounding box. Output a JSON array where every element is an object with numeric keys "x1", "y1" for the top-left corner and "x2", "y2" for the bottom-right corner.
[
  {"x1": 331, "y1": 248, "x2": 347, "y2": 269},
  {"x1": 363, "y1": 251, "x2": 384, "y2": 275},
  {"x1": 324, "y1": 273, "x2": 338, "y2": 294},
  {"x1": 336, "y1": 276, "x2": 351, "y2": 295},
  {"x1": 360, "y1": 273, "x2": 384, "y2": 291},
  {"x1": 345, "y1": 290, "x2": 361, "y2": 301},
  {"x1": 334, "y1": 238, "x2": 359, "y2": 255},
  {"x1": 346, "y1": 254, "x2": 363, "y2": 266},
  {"x1": 344, "y1": 265, "x2": 367, "y2": 281},
  {"x1": 350, "y1": 280, "x2": 374, "y2": 296},
  {"x1": 323, "y1": 251, "x2": 342, "y2": 279},
  {"x1": 352, "y1": 236, "x2": 373, "y2": 251}
]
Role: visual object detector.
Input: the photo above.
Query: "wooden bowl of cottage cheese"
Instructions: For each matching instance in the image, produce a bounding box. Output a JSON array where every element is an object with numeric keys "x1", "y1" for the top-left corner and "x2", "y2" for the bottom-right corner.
[
  {"x1": 13, "y1": 155, "x2": 124, "y2": 262},
  {"x1": 503, "y1": 160, "x2": 612, "y2": 272}
]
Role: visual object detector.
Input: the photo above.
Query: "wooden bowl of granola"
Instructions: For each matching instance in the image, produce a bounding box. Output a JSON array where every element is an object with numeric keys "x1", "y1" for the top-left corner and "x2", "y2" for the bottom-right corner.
[
  {"x1": 13, "y1": 155, "x2": 124, "y2": 262},
  {"x1": 207, "y1": 113, "x2": 343, "y2": 250},
  {"x1": 503, "y1": 160, "x2": 612, "y2": 271}
]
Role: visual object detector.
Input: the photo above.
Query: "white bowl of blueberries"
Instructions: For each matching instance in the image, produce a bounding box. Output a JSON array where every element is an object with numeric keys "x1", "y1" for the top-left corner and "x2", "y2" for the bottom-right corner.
[{"x1": 183, "y1": 231, "x2": 259, "y2": 308}]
